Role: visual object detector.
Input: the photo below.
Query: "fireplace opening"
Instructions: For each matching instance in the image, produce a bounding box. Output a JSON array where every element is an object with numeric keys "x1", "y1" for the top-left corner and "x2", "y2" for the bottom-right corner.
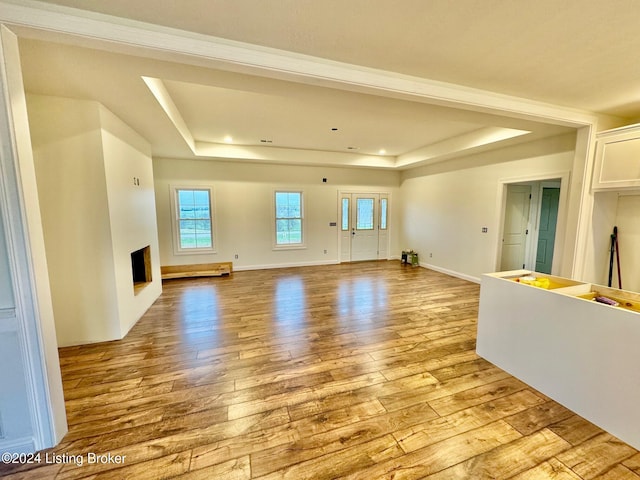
[{"x1": 131, "y1": 245, "x2": 152, "y2": 294}]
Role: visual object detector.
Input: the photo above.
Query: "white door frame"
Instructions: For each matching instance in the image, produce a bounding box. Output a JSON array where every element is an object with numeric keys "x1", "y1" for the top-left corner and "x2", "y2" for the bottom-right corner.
[
  {"x1": 500, "y1": 184, "x2": 532, "y2": 271},
  {"x1": 351, "y1": 193, "x2": 380, "y2": 262},
  {"x1": 0, "y1": 27, "x2": 67, "y2": 452},
  {"x1": 495, "y1": 171, "x2": 570, "y2": 274},
  {"x1": 338, "y1": 191, "x2": 391, "y2": 263}
]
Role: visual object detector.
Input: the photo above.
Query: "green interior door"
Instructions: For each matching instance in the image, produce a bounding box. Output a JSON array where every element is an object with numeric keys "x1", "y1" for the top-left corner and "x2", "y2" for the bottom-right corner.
[{"x1": 535, "y1": 187, "x2": 560, "y2": 274}]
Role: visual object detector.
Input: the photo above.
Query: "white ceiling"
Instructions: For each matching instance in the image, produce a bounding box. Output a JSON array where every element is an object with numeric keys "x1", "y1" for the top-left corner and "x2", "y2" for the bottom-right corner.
[{"x1": 5, "y1": 0, "x2": 640, "y2": 169}]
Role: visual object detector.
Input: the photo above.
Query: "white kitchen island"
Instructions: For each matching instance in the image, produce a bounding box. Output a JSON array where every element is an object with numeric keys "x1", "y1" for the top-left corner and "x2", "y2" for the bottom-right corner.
[{"x1": 476, "y1": 270, "x2": 640, "y2": 450}]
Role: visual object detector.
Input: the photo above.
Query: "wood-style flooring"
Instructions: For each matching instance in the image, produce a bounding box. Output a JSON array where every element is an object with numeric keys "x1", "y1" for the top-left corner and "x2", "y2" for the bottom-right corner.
[{"x1": 2, "y1": 261, "x2": 639, "y2": 479}]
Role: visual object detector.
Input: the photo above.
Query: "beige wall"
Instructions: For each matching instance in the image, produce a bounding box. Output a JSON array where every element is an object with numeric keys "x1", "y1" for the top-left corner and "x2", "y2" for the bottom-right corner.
[
  {"x1": 153, "y1": 135, "x2": 585, "y2": 282},
  {"x1": 153, "y1": 158, "x2": 401, "y2": 269},
  {"x1": 584, "y1": 193, "x2": 640, "y2": 291},
  {"x1": 614, "y1": 195, "x2": 640, "y2": 292},
  {"x1": 29, "y1": 95, "x2": 120, "y2": 345},
  {"x1": 399, "y1": 134, "x2": 577, "y2": 282},
  {"x1": 28, "y1": 94, "x2": 161, "y2": 346},
  {"x1": 100, "y1": 107, "x2": 162, "y2": 336}
]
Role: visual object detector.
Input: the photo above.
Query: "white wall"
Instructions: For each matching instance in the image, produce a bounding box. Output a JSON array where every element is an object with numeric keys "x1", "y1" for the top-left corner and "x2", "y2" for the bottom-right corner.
[
  {"x1": 100, "y1": 106, "x2": 162, "y2": 336},
  {"x1": 399, "y1": 134, "x2": 576, "y2": 282},
  {"x1": 28, "y1": 94, "x2": 161, "y2": 346},
  {"x1": 153, "y1": 158, "x2": 401, "y2": 269},
  {"x1": 0, "y1": 27, "x2": 67, "y2": 451},
  {"x1": 29, "y1": 96, "x2": 121, "y2": 345},
  {"x1": 615, "y1": 195, "x2": 640, "y2": 292},
  {"x1": 581, "y1": 191, "x2": 619, "y2": 286},
  {"x1": 585, "y1": 193, "x2": 640, "y2": 291}
]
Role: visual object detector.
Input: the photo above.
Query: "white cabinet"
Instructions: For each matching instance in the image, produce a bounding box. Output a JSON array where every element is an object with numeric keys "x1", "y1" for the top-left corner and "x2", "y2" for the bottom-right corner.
[
  {"x1": 593, "y1": 124, "x2": 640, "y2": 190},
  {"x1": 477, "y1": 270, "x2": 640, "y2": 450}
]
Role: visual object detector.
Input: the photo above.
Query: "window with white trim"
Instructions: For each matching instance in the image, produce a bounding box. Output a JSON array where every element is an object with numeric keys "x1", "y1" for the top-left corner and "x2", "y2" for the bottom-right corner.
[
  {"x1": 341, "y1": 197, "x2": 349, "y2": 231},
  {"x1": 274, "y1": 191, "x2": 304, "y2": 247},
  {"x1": 172, "y1": 187, "x2": 215, "y2": 254},
  {"x1": 380, "y1": 197, "x2": 388, "y2": 230}
]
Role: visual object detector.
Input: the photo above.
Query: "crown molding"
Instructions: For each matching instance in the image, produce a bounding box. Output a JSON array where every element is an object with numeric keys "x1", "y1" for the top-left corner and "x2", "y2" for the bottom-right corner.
[{"x1": 0, "y1": 0, "x2": 602, "y2": 130}]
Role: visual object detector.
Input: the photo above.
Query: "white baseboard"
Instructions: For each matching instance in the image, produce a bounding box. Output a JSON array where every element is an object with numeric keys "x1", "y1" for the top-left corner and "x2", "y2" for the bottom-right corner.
[
  {"x1": 232, "y1": 259, "x2": 480, "y2": 285},
  {"x1": 0, "y1": 436, "x2": 36, "y2": 454},
  {"x1": 233, "y1": 260, "x2": 340, "y2": 272},
  {"x1": 421, "y1": 262, "x2": 481, "y2": 284}
]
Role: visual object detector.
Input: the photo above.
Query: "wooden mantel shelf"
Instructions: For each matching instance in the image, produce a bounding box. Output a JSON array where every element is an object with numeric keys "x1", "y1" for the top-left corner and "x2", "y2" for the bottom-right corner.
[{"x1": 161, "y1": 262, "x2": 232, "y2": 280}]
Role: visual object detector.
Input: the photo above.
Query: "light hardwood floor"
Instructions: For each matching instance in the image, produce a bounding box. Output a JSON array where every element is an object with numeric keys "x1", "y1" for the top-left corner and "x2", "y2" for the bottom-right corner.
[{"x1": 2, "y1": 261, "x2": 639, "y2": 479}]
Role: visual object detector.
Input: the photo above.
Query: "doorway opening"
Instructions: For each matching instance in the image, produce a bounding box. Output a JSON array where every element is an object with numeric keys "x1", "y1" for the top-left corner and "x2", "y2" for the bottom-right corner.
[
  {"x1": 497, "y1": 175, "x2": 567, "y2": 274},
  {"x1": 339, "y1": 192, "x2": 390, "y2": 262}
]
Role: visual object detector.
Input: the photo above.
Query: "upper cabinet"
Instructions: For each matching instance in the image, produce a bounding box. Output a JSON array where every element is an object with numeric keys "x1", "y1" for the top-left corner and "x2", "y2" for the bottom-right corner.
[{"x1": 592, "y1": 124, "x2": 640, "y2": 191}]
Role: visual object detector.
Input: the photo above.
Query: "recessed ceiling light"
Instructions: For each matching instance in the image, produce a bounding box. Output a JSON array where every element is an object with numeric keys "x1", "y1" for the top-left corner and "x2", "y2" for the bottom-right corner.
[
  {"x1": 224, "y1": 135, "x2": 233, "y2": 143},
  {"x1": 378, "y1": 149, "x2": 386, "y2": 155}
]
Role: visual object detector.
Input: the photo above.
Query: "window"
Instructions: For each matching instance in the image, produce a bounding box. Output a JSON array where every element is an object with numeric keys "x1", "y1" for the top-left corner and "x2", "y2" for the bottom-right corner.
[
  {"x1": 380, "y1": 198, "x2": 388, "y2": 230},
  {"x1": 172, "y1": 187, "x2": 214, "y2": 253},
  {"x1": 341, "y1": 198, "x2": 349, "y2": 231},
  {"x1": 274, "y1": 191, "x2": 304, "y2": 247},
  {"x1": 356, "y1": 198, "x2": 374, "y2": 230}
]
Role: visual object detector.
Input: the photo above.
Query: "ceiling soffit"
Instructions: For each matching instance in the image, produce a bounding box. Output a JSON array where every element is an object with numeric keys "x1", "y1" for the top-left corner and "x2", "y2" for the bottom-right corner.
[
  {"x1": 1, "y1": 0, "x2": 604, "y2": 168},
  {"x1": 144, "y1": 76, "x2": 532, "y2": 169}
]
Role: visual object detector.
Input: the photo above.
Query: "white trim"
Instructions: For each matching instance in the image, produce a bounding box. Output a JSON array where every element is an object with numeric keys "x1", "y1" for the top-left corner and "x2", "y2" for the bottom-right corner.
[
  {"x1": 0, "y1": 307, "x2": 16, "y2": 319},
  {"x1": 379, "y1": 196, "x2": 389, "y2": 231},
  {"x1": 0, "y1": 436, "x2": 36, "y2": 454},
  {"x1": 338, "y1": 190, "x2": 392, "y2": 263},
  {"x1": 272, "y1": 245, "x2": 308, "y2": 251},
  {"x1": 233, "y1": 259, "x2": 340, "y2": 272},
  {"x1": 595, "y1": 122, "x2": 640, "y2": 137},
  {"x1": 142, "y1": 77, "x2": 195, "y2": 153},
  {"x1": 0, "y1": 308, "x2": 17, "y2": 333},
  {"x1": 569, "y1": 126, "x2": 597, "y2": 280},
  {"x1": 494, "y1": 171, "x2": 571, "y2": 275},
  {"x1": 272, "y1": 189, "x2": 306, "y2": 250},
  {"x1": 169, "y1": 185, "x2": 217, "y2": 255},
  {"x1": 420, "y1": 263, "x2": 481, "y2": 284},
  {"x1": 338, "y1": 192, "x2": 352, "y2": 263},
  {"x1": 0, "y1": 1, "x2": 602, "y2": 129},
  {"x1": 377, "y1": 193, "x2": 390, "y2": 259}
]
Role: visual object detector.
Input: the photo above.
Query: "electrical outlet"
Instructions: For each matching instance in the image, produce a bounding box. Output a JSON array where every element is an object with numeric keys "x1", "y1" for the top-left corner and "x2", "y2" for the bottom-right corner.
[
  {"x1": 234, "y1": 254, "x2": 238, "y2": 259},
  {"x1": 482, "y1": 227, "x2": 488, "y2": 233},
  {"x1": 429, "y1": 253, "x2": 433, "y2": 258},
  {"x1": 323, "y1": 249, "x2": 327, "y2": 254}
]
